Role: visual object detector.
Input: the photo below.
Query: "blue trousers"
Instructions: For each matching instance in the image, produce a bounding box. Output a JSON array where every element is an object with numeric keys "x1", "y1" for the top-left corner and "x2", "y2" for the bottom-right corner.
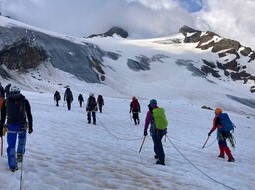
[{"x1": 7, "y1": 124, "x2": 27, "y2": 169}]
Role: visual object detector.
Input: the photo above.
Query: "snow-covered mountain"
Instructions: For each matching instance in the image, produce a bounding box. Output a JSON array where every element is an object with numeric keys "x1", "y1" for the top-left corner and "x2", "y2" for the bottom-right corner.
[{"x1": 0, "y1": 16, "x2": 255, "y2": 116}]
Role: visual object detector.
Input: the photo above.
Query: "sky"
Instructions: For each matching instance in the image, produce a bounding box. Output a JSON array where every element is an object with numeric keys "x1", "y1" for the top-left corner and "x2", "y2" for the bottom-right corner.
[
  {"x1": 1, "y1": 0, "x2": 255, "y2": 49},
  {"x1": 0, "y1": 15, "x2": 255, "y2": 189}
]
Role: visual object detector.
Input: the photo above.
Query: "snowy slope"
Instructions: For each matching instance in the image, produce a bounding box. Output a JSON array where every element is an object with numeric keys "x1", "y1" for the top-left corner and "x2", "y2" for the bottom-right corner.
[{"x1": 0, "y1": 91, "x2": 254, "y2": 190}]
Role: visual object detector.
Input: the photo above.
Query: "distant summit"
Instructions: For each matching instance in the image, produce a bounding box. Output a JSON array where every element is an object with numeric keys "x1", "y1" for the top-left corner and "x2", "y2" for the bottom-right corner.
[
  {"x1": 178, "y1": 25, "x2": 255, "y2": 87},
  {"x1": 87, "y1": 26, "x2": 128, "y2": 38}
]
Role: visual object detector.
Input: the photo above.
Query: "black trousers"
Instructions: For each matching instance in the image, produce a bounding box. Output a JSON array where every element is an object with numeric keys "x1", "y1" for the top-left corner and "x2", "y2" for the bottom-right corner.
[{"x1": 87, "y1": 111, "x2": 96, "y2": 124}]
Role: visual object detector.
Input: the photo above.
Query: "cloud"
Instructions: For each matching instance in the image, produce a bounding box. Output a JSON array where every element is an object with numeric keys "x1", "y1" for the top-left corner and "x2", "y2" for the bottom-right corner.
[
  {"x1": 196, "y1": 0, "x2": 255, "y2": 48},
  {"x1": 1, "y1": 0, "x2": 195, "y2": 38},
  {"x1": 1, "y1": 0, "x2": 255, "y2": 49}
]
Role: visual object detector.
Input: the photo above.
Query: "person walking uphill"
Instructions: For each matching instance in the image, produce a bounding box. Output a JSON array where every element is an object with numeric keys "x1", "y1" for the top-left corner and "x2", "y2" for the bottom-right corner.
[
  {"x1": 86, "y1": 93, "x2": 97, "y2": 125},
  {"x1": 0, "y1": 82, "x2": 5, "y2": 108},
  {"x1": 130, "y1": 96, "x2": 141, "y2": 125},
  {"x1": 97, "y1": 95, "x2": 104, "y2": 113},
  {"x1": 208, "y1": 108, "x2": 235, "y2": 162},
  {"x1": 5, "y1": 83, "x2": 11, "y2": 98},
  {"x1": 64, "y1": 87, "x2": 73, "y2": 110},
  {"x1": 143, "y1": 99, "x2": 168, "y2": 165},
  {"x1": 54, "y1": 91, "x2": 61, "y2": 107},
  {"x1": 78, "y1": 94, "x2": 84, "y2": 107},
  {"x1": 0, "y1": 86, "x2": 33, "y2": 172}
]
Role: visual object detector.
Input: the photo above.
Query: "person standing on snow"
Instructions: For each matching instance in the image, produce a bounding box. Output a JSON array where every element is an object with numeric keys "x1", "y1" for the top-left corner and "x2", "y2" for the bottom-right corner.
[
  {"x1": 5, "y1": 83, "x2": 11, "y2": 98},
  {"x1": 78, "y1": 94, "x2": 84, "y2": 107},
  {"x1": 64, "y1": 87, "x2": 73, "y2": 110},
  {"x1": 208, "y1": 108, "x2": 235, "y2": 162},
  {"x1": 143, "y1": 99, "x2": 167, "y2": 165},
  {"x1": 0, "y1": 85, "x2": 33, "y2": 172},
  {"x1": 129, "y1": 96, "x2": 141, "y2": 125},
  {"x1": 86, "y1": 93, "x2": 97, "y2": 125},
  {"x1": 0, "y1": 82, "x2": 5, "y2": 108},
  {"x1": 54, "y1": 91, "x2": 61, "y2": 107},
  {"x1": 97, "y1": 95, "x2": 104, "y2": 113}
]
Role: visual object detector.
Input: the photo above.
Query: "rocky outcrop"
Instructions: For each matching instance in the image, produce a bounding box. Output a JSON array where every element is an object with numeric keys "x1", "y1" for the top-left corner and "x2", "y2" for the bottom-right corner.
[
  {"x1": 87, "y1": 26, "x2": 128, "y2": 38},
  {"x1": 0, "y1": 26, "x2": 120, "y2": 83},
  {"x1": 0, "y1": 38, "x2": 47, "y2": 71},
  {"x1": 179, "y1": 25, "x2": 255, "y2": 91}
]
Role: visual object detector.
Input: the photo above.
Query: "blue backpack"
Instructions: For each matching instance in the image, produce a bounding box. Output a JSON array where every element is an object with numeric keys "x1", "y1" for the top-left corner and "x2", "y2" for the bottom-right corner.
[{"x1": 218, "y1": 113, "x2": 235, "y2": 132}]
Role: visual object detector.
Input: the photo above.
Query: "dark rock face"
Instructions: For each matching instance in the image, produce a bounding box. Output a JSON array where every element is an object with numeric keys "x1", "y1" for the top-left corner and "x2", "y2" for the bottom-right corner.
[
  {"x1": 87, "y1": 26, "x2": 128, "y2": 38},
  {"x1": 179, "y1": 25, "x2": 255, "y2": 90},
  {"x1": 127, "y1": 54, "x2": 168, "y2": 71},
  {"x1": 0, "y1": 26, "x2": 120, "y2": 83},
  {"x1": 0, "y1": 38, "x2": 47, "y2": 71}
]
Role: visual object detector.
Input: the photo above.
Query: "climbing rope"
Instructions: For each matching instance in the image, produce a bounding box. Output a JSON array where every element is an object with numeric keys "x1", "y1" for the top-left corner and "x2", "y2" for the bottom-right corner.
[
  {"x1": 96, "y1": 115, "x2": 143, "y2": 141},
  {"x1": 166, "y1": 135, "x2": 236, "y2": 190}
]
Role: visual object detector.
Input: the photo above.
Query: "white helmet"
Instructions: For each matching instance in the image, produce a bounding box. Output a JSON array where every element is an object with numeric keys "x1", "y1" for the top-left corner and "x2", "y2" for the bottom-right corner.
[{"x1": 10, "y1": 85, "x2": 20, "y2": 94}]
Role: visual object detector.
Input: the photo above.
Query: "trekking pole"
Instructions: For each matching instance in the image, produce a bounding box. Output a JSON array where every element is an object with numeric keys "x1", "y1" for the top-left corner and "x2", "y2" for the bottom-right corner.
[
  {"x1": 0, "y1": 138, "x2": 2, "y2": 156},
  {"x1": 202, "y1": 136, "x2": 210, "y2": 148},
  {"x1": 130, "y1": 113, "x2": 132, "y2": 122},
  {"x1": 139, "y1": 136, "x2": 146, "y2": 153},
  {"x1": 19, "y1": 134, "x2": 26, "y2": 190},
  {"x1": 19, "y1": 156, "x2": 24, "y2": 190}
]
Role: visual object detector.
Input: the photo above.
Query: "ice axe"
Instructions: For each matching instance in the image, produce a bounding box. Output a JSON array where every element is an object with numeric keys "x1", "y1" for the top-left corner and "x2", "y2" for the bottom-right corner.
[
  {"x1": 202, "y1": 135, "x2": 210, "y2": 148},
  {"x1": 139, "y1": 136, "x2": 146, "y2": 153}
]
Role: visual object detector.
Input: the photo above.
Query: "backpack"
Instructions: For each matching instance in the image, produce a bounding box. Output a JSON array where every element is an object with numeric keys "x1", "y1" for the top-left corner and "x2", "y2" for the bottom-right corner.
[
  {"x1": 98, "y1": 95, "x2": 103, "y2": 103},
  {"x1": 218, "y1": 113, "x2": 234, "y2": 133},
  {"x1": 131, "y1": 100, "x2": 139, "y2": 110},
  {"x1": 55, "y1": 92, "x2": 60, "y2": 100},
  {"x1": 65, "y1": 89, "x2": 73, "y2": 101},
  {"x1": 152, "y1": 107, "x2": 168, "y2": 130},
  {"x1": 88, "y1": 96, "x2": 97, "y2": 111},
  {"x1": 78, "y1": 94, "x2": 83, "y2": 101},
  {"x1": 6, "y1": 96, "x2": 26, "y2": 124}
]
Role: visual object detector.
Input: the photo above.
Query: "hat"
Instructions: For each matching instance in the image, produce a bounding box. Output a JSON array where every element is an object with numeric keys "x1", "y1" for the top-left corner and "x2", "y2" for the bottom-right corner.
[
  {"x1": 215, "y1": 108, "x2": 222, "y2": 115},
  {"x1": 89, "y1": 93, "x2": 94, "y2": 97},
  {"x1": 148, "y1": 99, "x2": 157, "y2": 106}
]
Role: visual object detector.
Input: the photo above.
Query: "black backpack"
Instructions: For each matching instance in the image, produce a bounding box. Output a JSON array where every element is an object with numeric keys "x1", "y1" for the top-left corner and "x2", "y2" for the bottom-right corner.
[
  {"x1": 55, "y1": 92, "x2": 61, "y2": 100},
  {"x1": 6, "y1": 96, "x2": 26, "y2": 124},
  {"x1": 65, "y1": 89, "x2": 73, "y2": 101},
  {"x1": 88, "y1": 96, "x2": 97, "y2": 111}
]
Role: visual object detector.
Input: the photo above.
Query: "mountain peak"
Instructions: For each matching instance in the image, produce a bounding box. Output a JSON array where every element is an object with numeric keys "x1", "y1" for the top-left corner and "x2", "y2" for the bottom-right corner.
[{"x1": 87, "y1": 26, "x2": 128, "y2": 38}]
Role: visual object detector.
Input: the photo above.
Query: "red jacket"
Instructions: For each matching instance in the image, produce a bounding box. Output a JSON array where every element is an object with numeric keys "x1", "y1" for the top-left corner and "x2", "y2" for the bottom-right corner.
[{"x1": 209, "y1": 115, "x2": 222, "y2": 134}]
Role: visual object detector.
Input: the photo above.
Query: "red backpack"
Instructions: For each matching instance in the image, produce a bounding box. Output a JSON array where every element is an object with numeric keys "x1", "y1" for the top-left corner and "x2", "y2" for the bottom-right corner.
[{"x1": 131, "y1": 100, "x2": 139, "y2": 110}]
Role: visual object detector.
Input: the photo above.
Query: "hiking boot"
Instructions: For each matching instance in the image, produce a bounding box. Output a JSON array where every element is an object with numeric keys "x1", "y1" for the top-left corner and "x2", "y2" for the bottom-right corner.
[
  {"x1": 228, "y1": 158, "x2": 235, "y2": 162},
  {"x1": 156, "y1": 160, "x2": 165, "y2": 165},
  {"x1": 88, "y1": 121, "x2": 91, "y2": 124},
  {"x1": 17, "y1": 153, "x2": 23, "y2": 162},
  {"x1": 218, "y1": 155, "x2": 225, "y2": 159},
  {"x1": 10, "y1": 167, "x2": 18, "y2": 172}
]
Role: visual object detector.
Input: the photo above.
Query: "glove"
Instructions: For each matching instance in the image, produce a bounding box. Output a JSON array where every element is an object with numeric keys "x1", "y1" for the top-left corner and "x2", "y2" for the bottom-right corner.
[
  {"x1": 28, "y1": 127, "x2": 33, "y2": 134},
  {"x1": 208, "y1": 132, "x2": 211, "y2": 136},
  {"x1": 144, "y1": 131, "x2": 148, "y2": 136}
]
